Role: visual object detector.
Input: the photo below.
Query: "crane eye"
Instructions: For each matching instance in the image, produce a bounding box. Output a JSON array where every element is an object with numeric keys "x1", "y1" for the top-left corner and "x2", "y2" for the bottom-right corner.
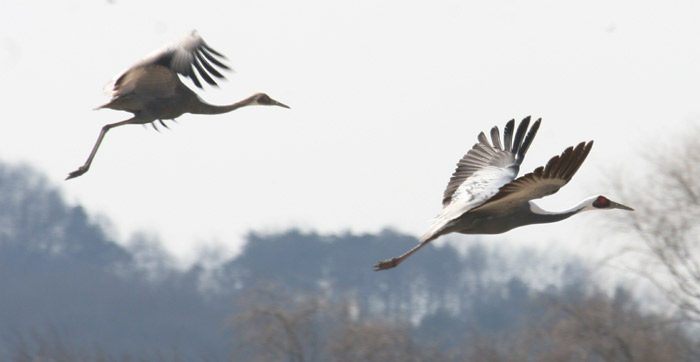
[{"x1": 593, "y1": 196, "x2": 610, "y2": 208}]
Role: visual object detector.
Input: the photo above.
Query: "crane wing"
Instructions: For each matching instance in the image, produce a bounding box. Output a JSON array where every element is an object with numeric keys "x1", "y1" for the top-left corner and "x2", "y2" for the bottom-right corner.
[
  {"x1": 421, "y1": 117, "x2": 541, "y2": 241},
  {"x1": 105, "y1": 65, "x2": 180, "y2": 101},
  {"x1": 470, "y1": 141, "x2": 594, "y2": 214},
  {"x1": 106, "y1": 30, "x2": 230, "y2": 95},
  {"x1": 442, "y1": 116, "x2": 540, "y2": 206}
]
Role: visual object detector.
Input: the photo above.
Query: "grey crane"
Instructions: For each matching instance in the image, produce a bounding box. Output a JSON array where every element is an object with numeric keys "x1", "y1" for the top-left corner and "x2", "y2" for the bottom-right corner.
[
  {"x1": 374, "y1": 116, "x2": 633, "y2": 271},
  {"x1": 66, "y1": 31, "x2": 289, "y2": 180}
]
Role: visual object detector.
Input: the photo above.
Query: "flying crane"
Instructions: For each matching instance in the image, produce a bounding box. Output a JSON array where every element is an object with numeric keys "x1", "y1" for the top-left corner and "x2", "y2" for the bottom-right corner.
[
  {"x1": 67, "y1": 31, "x2": 289, "y2": 180},
  {"x1": 374, "y1": 116, "x2": 633, "y2": 271}
]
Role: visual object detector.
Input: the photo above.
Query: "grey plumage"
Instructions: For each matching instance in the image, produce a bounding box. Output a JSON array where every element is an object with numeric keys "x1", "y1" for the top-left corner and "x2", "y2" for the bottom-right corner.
[
  {"x1": 374, "y1": 116, "x2": 633, "y2": 271},
  {"x1": 67, "y1": 30, "x2": 290, "y2": 180},
  {"x1": 120, "y1": 31, "x2": 229, "y2": 89}
]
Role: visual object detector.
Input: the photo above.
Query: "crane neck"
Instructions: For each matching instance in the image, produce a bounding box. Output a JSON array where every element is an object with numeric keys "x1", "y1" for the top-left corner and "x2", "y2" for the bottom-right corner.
[
  {"x1": 526, "y1": 201, "x2": 589, "y2": 224},
  {"x1": 189, "y1": 95, "x2": 258, "y2": 115}
]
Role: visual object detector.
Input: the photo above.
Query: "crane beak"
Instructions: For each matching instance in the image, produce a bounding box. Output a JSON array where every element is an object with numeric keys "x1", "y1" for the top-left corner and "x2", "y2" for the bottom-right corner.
[
  {"x1": 270, "y1": 98, "x2": 290, "y2": 109},
  {"x1": 610, "y1": 200, "x2": 634, "y2": 211}
]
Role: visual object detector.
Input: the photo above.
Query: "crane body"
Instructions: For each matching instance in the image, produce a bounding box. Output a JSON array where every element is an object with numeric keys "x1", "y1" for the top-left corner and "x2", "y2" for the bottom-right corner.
[{"x1": 374, "y1": 116, "x2": 633, "y2": 271}]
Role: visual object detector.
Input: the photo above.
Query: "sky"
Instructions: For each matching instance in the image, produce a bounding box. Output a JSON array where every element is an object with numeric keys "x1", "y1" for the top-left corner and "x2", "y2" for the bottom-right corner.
[{"x1": 1, "y1": 0, "x2": 699, "y2": 264}]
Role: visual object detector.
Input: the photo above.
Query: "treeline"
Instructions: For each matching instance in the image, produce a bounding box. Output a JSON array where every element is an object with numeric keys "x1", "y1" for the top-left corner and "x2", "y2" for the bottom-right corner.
[{"x1": 0, "y1": 162, "x2": 697, "y2": 361}]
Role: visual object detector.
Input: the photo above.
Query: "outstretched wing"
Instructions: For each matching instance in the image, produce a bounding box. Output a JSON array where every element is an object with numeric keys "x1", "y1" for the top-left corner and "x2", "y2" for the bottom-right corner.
[
  {"x1": 421, "y1": 116, "x2": 541, "y2": 241},
  {"x1": 442, "y1": 116, "x2": 541, "y2": 206},
  {"x1": 470, "y1": 141, "x2": 594, "y2": 214},
  {"x1": 106, "y1": 30, "x2": 231, "y2": 95}
]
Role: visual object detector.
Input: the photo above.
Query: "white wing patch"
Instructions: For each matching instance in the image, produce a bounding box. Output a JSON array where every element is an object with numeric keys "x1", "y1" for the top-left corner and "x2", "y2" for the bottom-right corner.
[
  {"x1": 421, "y1": 166, "x2": 516, "y2": 241},
  {"x1": 450, "y1": 166, "x2": 515, "y2": 206}
]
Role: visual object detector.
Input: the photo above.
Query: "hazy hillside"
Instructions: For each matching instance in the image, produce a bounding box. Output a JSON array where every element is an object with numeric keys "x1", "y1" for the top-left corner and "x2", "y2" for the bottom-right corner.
[{"x1": 0, "y1": 161, "x2": 696, "y2": 361}]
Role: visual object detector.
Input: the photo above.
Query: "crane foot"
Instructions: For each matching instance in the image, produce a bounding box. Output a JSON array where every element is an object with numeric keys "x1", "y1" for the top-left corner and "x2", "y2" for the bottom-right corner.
[
  {"x1": 373, "y1": 257, "x2": 399, "y2": 271},
  {"x1": 66, "y1": 166, "x2": 89, "y2": 180}
]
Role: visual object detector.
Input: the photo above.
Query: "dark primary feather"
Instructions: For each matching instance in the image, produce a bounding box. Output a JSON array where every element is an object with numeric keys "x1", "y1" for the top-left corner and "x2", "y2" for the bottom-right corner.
[
  {"x1": 191, "y1": 56, "x2": 216, "y2": 86},
  {"x1": 201, "y1": 42, "x2": 225, "y2": 58},
  {"x1": 510, "y1": 116, "x2": 531, "y2": 157},
  {"x1": 503, "y1": 121, "x2": 514, "y2": 152},
  {"x1": 112, "y1": 31, "x2": 230, "y2": 92},
  {"x1": 441, "y1": 116, "x2": 541, "y2": 206},
  {"x1": 471, "y1": 141, "x2": 594, "y2": 213},
  {"x1": 517, "y1": 120, "x2": 540, "y2": 163},
  {"x1": 195, "y1": 52, "x2": 225, "y2": 78},
  {"x1": 200, "y1": 46, "x2": 230, "y2": 69}
]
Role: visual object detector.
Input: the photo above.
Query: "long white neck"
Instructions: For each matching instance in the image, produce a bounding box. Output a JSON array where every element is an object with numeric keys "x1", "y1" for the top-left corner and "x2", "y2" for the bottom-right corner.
[{"x1": 527, "y1": 197, "x2": 596, "y2": 224}]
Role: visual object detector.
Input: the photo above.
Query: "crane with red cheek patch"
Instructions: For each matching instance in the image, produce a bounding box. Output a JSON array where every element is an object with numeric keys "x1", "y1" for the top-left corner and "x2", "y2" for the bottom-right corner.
[{"x1": 375, "y1": 116, "x2": 633, "y2": 271}]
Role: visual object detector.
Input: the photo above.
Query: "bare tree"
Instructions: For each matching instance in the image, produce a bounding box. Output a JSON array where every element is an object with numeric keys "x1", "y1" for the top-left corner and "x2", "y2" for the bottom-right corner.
[
  {"x1": 229, "y1": 285, "x2": 440, "y2": 362},
  {"x1": 1, "y1": 326, "x2": 146, "y2": 362},
  {"x1": 462, "y1": 290, "x2": 697, "y2": 362},
  {"x1": 230, "y1": 286, "x2": 323, "y2": 362},
  {"x1": 609, "y1": 124, "x2": 700, "y2": 322},
  {"x1": 538, "y1": 291, "x2": 695, "y2": 362},
  {"x1": 328, "y1": 319, "x2": 430, "y2": 362}
]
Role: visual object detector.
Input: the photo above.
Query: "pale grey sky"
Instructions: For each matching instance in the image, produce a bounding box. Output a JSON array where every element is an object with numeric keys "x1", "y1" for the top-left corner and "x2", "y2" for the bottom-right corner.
[{"x1": 1, "y1": 0, "x2": 699, "y2": 263}]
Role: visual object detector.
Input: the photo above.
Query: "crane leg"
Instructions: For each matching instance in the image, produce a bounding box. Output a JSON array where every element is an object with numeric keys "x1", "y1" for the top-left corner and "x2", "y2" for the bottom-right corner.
[
  {"x1": 373, "y1": 235, "x2": 438, "y2": 271},
  {"x1": 66, "y1": 118, "x2": 136, "y2": 180}
]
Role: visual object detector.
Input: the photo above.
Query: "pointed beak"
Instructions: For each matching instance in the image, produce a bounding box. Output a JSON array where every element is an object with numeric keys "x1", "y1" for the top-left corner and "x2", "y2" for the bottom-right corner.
[
  {"x1": 610, "y1": 201, "x2": 634, "y2": 211},
  {"x1": 270, "y1": 98, "x2": 290, "y2": 109}
]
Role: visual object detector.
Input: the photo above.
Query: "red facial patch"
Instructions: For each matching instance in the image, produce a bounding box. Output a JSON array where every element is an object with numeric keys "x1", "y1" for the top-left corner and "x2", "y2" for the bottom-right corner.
[{"x1": 593, "y1": 196, "x2": 610, "y2": 208}]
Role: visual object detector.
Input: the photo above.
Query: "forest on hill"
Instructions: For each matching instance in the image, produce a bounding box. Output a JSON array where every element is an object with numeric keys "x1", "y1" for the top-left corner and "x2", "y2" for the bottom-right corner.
[{"x1": 0, "y1": 159, "x2": 698, "y2": 361}]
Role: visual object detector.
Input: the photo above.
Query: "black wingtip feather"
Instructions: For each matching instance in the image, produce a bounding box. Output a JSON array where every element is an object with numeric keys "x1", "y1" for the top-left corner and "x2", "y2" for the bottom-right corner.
[
  {"x1": 546, "y1": 146, "x2": 573, "y2": 178},
  {"x1": 517, "y1": 118, "x2": 541, "y2": 162},
  {"x1": 547, "y1": 141, "x2": 593, "y2": 181},
  {"x1": 201, "y1": 47, "x2": 231, "y2": 70},
  {"x1": 503, "y1": 119, "x2": 515, "y2": 152},
  {"x1": 188, "y1": 64, "x2": 203, "y2": 88},
  {"x1": 195, "y1": 52, "x2": 225, "y2": 78},
  {"x1": 201, "y1": 42, "x2": 226, "y2": 58},
  {"x1": 563, "y1": 141, "x2": 593, "y2": 180},
  {"x1": 511, "y1": 116, "x2": 531, "y2": 156},
  {"x1": 192, "y1": 57, "x2": 218, "y2": 86}
]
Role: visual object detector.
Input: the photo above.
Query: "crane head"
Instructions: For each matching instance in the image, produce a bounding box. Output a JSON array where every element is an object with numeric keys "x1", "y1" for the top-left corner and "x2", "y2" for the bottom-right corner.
[
  {"x1": 250, "y1": 93, "x2": 290, "y2": 109},
  {"x1": 591, "y1": 195, "x2": 634, "y2": 211}
]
